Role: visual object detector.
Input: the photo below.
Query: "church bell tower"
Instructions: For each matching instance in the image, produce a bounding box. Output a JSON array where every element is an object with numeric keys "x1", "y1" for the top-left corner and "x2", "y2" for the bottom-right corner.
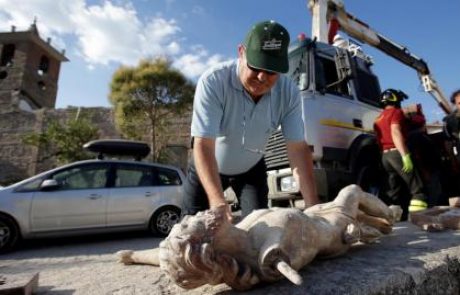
[{"x1": 0, "y1": 21, "x2": 68, "y2": 112}]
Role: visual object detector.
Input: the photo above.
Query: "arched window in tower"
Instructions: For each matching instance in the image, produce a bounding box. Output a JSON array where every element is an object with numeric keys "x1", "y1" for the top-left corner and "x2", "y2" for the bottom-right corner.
[
  {"x1": 0, "y1": 44, "x2": 15, "y2": 67},
  {"x1": 38, "y1": 55, "x2": 50, "y2": 75}
]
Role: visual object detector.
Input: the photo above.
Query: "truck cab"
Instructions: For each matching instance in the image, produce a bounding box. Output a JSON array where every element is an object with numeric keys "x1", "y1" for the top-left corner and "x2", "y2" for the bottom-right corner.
[
  {"x1": 260, "y1": 0, "x2": 455, "y2": 207},
  {"x1": 265, "y1": 36, "x2": 383, "y2": 205}
]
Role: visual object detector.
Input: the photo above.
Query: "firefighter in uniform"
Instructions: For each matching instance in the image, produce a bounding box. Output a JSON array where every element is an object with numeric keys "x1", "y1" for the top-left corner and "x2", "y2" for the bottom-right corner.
[{"x1": 374, "y1": 89, "x2": 428, "y2": 219}]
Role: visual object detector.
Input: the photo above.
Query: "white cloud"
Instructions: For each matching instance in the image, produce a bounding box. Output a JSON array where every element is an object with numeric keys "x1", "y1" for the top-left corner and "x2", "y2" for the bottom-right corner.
[
  {"x1": 0, "y1": 0, "x2": 79, "y2": 51},
  {"x1": 71, "y1": 1, "x2": 144, "y2": 65},
  {"x1": 140, "y1": 17, "x2": 181, "y2": 58},
  {"x1": 0, "y1": 0, "x2": 225, "y2": 78},
  {"x1": 0, "y1": 11, "x2": 11, "y2": 30},
  {"x1": 0, "y1": 0, "x2": 77, "y2": 33},
  {"x1": 173, "y1": 46, "x2": 226, "y2": 78}
]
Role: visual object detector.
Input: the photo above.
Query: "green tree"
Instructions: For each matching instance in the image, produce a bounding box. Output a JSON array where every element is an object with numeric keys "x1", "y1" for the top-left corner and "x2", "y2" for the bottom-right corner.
[
  {"x1": 23, "y1": 114, "x2": 99, "y2": 165},
  {"x1": 109, "y1": 58, "x2": 194, "y2": 162}
]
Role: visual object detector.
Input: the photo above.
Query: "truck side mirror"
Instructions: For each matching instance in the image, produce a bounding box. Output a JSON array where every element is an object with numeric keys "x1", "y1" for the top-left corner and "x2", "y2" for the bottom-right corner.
[{"x1": 299, "y1": 73, "x2": 308, "y2": 91}]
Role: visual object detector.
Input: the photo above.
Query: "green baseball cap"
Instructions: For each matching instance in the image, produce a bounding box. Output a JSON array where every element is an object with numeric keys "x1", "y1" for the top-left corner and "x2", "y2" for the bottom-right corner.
[{"x1": 244, "y1": 20, "x2": 290, "y2": 74}]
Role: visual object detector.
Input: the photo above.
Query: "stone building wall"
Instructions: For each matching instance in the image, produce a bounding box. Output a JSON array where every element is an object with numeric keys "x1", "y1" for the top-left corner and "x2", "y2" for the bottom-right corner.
[
  {"x1": 158, "y1": 109, "x2": 192, "y2": 171},
  {"x1": 0, "y1": 106, "x2": 192, "y2": 185},
  {"x1": 33, "y1": 107, "x2": 121, "y2": 174},
  {"x1": 0, "y1": 109, "x2": 42, "y2": 184}
]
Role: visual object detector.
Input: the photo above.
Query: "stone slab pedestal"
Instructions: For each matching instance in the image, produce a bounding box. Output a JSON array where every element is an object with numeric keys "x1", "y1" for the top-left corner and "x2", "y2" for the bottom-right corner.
[
  {"x1": 0, "y1": 273, "x2": 38, "y2": 295},
  {"x1": 187, "y1": 222, "x2": 460, "y2": 294}
]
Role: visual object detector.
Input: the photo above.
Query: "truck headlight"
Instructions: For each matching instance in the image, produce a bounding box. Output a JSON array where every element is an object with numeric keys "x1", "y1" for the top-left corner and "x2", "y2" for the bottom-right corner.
[{"x1": 280, "y1": 176, "x2": 298, "y2": 192}]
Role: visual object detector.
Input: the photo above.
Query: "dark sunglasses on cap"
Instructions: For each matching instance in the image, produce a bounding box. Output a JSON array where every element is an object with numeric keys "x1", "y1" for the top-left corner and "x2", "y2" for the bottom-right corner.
[{"x1": 246, "y1": 63, "x2": 278, "y2": 76}]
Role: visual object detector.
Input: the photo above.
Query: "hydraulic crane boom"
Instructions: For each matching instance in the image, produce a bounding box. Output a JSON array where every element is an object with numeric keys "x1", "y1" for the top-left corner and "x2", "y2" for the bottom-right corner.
[{"x1": 308, "y1": 0, "x2": 452, "y2": 114}]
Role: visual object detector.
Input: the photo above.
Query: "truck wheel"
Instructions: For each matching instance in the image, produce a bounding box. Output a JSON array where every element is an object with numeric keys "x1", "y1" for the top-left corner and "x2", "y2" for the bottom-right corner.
[
  {"x1": 0, "y1": 215, "x2": 19, "y2": 253},
  {"x1": 150, "y1": 207, "x2": 181, "y2": 237},
  {"x1": 356, "y1": 164, "x2": 381, "y2": 197}
]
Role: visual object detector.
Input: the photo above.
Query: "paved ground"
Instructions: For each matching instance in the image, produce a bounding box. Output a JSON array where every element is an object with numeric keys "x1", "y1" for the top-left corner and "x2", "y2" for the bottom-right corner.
[
  {"x1": 1, "y1": 223, "x2": 460, "y2": 295},
  {"x1": 0, "y1": 232, "x2": 177, "y2": 295}
]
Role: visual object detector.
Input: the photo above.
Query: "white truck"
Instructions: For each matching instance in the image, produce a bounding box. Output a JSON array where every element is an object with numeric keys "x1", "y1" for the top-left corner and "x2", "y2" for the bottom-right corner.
[{"x1": 265, "y1": 0, "x2": 452, "y2": 206}]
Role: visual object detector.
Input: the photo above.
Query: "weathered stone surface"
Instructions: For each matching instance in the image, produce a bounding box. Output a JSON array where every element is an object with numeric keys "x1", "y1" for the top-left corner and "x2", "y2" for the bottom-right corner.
[
  {"x1": 0, "y1": 273, "x2": 39, "y2": 295},
  {"x1": 450, "y1": 197, "x2": 460, "y2": 207},
  {"x1": 117, "y1": 185, "x2": 460, "y2": 294},
  {"x1": 410, "y1": 207, "x2": 460, "y2": 231},
  {"x1": 125, "y1": 186, "x2": 397, "y2": 290},
  {"x1": 179, "y1": 223, "x2": 458, "y2": 295},
  {"x1": 0, "y1": 223, "x2": 459, "y2": 294}
]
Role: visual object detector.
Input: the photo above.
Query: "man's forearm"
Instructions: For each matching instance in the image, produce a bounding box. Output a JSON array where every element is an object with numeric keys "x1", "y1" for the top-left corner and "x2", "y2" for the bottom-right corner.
[
  {"x1": 286, "y1": 141, "x2": 320, "y2": 207},
  {"x1": 193, "y1": 138, "x2": 226, "y2": 207}
]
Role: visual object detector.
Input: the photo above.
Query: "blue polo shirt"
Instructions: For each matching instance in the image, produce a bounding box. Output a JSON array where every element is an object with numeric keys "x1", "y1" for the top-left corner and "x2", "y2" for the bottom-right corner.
[{"x1": 191, "y1": 60, "x2": 304, "y2": 175}]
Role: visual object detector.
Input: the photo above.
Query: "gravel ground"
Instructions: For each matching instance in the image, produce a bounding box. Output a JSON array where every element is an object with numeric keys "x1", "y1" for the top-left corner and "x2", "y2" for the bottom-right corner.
[{"x1": 0, "y1": 232, "x2": 230, "y2": 295}]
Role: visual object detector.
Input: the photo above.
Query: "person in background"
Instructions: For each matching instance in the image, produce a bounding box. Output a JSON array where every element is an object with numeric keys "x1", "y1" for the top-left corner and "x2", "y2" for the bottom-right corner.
[
  {"x1": 182, "y1": 20, "x2": 319, "y2": 221},
  {"x1": 443, "y1": 89, "x2": 460, "y2": 160},
  {"x1": 374, "y1": 89, "x2": 428, "y2": 219},
  {"x1": 404, "y1": 103, "x2": 442, "y2": 206},
  {"x1": 442, "y1": 89, "x2": 460, "y2": 199}
]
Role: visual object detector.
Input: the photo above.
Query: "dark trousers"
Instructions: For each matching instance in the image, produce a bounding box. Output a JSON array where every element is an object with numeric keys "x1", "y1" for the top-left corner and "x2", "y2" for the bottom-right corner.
[
  {"x1": 381, "y1": 150, "x2": 426, "y2": 218},
  {"x1": 182, "y1": 158, "x2": 269, "y2": 218},
  {"x1": 407, "y1": 131, "x2": 443, "y2": 206}
]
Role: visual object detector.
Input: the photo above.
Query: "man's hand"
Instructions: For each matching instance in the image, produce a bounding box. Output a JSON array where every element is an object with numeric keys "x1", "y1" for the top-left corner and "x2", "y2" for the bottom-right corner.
[
  {"x1": 402, "y1": 153, "x2": 413, "y2": 173},
  {"x1": 209, "y1": 199, "x2": 233, "y2": 222},
  {"x1": 193, "y1": 137, "x2": 232, "y2": 222}
]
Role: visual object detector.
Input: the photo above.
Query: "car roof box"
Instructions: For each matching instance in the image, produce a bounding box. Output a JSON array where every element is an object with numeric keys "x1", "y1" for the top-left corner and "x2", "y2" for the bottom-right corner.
[{"x1": 83, "y1": 139, "x2": 150, "y2": 161}]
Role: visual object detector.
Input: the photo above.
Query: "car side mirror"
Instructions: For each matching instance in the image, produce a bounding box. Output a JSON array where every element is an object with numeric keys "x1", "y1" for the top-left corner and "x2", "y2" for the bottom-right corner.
[{"x1": 40, "y1": 179, "x2": 60, "y2": 191}]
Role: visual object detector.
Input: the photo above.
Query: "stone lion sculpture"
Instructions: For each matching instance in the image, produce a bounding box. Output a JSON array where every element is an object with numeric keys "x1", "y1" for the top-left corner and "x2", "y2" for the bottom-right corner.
[{"x1": 117, "y1": 184, "x2": 400, "y2": 290}]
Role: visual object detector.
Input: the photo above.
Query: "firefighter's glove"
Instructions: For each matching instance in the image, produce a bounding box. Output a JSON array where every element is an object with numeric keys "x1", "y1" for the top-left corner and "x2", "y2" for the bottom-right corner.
[
  {"x1": 409, "y1": 199, "x2": 428, "y2": 213},
  {"x1": 401, "y1": 153, "x2": 413, "y2": 173}
]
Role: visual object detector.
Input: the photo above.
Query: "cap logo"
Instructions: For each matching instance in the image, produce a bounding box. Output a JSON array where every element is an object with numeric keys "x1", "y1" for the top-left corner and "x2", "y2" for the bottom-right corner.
[{"x1": 262, "y1": 38, "x2": 282, "y2": 50}]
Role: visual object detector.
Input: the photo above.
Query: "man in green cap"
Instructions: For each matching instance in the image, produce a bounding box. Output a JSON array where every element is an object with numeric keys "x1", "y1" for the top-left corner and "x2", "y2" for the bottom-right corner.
[{"x1": 183, "y1": 20, "x2": 319, "y2": 221}]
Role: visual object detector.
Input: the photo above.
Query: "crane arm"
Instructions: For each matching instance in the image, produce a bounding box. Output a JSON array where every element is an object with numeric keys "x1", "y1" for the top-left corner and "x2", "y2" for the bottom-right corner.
[{"x1": 308, "y1": 0, "x2": 453, "y2": 114}]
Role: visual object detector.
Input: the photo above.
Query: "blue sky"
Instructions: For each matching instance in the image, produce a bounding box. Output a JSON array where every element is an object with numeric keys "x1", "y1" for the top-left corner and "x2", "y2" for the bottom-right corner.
[{"x1": 1, "y1": 0, "x2": 459, "y2": 122}]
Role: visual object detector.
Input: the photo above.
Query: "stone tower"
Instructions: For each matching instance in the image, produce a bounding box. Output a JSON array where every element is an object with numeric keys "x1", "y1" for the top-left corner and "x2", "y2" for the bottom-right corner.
[
  {"x1": 0, "y1": 22, "x2": 68, "y2": 112},
  {"x1": 0, "y1": 23, "x2": 68, "y2": 184}
]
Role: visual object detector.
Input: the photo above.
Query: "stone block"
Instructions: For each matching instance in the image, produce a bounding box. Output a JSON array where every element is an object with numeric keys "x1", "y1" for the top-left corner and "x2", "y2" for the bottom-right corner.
[
  {"x1": 410, "y1": 206, "x2": 460, "y2": 231},
  {"x1": 450, "y1": 197, "x2": 460, "y2": 208},
  {"x1": 0, "y1": 273, "x2": 39, "y2": 295}
]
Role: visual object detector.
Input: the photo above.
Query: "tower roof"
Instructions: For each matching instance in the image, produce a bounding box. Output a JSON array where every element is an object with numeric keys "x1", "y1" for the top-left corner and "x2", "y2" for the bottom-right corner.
[{"x1": 0, "y1": 24, "x2": 68, "y2": 62}]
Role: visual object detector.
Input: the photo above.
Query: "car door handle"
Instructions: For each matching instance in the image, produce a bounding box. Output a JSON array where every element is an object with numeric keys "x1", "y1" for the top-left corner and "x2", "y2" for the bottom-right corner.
[
  {"x1": 145, "y1": 192, "x2": 156, "y2": 197},
  {"x1": 88, "y1": 194, "x2": 102, "y2": 200}
]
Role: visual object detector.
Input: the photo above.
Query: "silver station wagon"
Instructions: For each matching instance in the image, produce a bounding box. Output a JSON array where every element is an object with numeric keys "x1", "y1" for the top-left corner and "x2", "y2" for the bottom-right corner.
[{"x1": 0, "y1": 140, "x2": 185, "y2": 252}]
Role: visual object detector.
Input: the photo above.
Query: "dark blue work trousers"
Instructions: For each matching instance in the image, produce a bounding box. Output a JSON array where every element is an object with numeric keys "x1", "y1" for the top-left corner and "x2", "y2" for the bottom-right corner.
[{"x1": 182, "y1": 158, "x2": 269, "y2": 218}]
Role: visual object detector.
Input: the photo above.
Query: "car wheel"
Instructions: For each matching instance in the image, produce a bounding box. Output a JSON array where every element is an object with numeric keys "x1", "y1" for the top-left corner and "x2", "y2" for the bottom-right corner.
[
  {"x1": 0, "y1": 215, "x2": 19, "y2": 253},
  {"x1": 150, "y1": 207, "x2": 181, "y2": 237}
]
